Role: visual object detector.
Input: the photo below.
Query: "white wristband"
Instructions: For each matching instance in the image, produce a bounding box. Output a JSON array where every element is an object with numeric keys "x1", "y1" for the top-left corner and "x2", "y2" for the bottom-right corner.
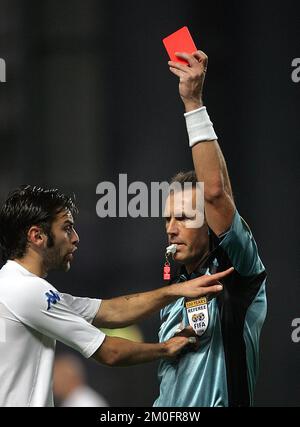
[{"x1": 184, "y1": 106, "x2": 218, "y2": 147}]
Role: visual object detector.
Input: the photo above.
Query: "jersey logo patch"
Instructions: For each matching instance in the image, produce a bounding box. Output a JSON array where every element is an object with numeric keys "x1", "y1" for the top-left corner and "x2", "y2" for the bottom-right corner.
[
  {"x1": 45, "y1": 290, "x2": 60, "y2": 310},
  {"x1": 185, "y1": 297, "x2": 209, "y2": 336}
]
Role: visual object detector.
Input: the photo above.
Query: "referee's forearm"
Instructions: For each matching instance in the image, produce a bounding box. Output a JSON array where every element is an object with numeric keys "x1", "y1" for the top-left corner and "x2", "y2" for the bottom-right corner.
[{"x1": 192, "y1": 140, "x2": 229, "y2": 200}]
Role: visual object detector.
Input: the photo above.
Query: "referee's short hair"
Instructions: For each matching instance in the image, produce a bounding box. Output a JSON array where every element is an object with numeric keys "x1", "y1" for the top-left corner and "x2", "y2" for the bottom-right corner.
[{"x1": 170, "y1": 170, "x2": 197, "y2": 187}]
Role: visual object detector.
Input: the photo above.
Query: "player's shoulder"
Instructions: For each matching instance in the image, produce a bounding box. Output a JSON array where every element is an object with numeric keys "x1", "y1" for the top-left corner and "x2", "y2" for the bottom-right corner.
[
  {"x1": 0, "y1": 261, "x2": 59, "y2": 308},
  {"x1": 20, "y1": 275, "x2": 58, "y2": 296},
  {"x1": 14, "y1": 275, "x2": 60, "y2": 312}
]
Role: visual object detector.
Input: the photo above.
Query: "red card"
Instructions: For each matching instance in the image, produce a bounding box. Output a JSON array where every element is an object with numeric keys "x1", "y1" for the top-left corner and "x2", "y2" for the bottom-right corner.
[{"x1": 162, "y1": 26, "x2": 197, "y2": 64}]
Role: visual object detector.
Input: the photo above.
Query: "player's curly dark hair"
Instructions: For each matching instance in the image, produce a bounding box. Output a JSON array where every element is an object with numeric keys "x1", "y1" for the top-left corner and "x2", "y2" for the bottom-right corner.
[{"x1": 0, "y1": 185, "x2": 78, "y2": 262}]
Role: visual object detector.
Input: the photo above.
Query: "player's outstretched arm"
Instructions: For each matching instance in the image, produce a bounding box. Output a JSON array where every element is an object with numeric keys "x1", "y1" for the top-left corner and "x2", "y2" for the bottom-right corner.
[
  {"x1": 92, "y1": 327, "x2": 197, "y2": 366},
  {"x1": 93, "y1": 267, "x2": 233, "y2": 328}
]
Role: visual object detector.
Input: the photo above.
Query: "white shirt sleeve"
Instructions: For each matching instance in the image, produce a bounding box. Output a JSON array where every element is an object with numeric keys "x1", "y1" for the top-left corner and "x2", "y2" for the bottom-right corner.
[
  {"x1": 4, "y1": 277, "x2": 105, "y2": 358},
  {"x1": 60, "y1": 293, "x2": 101, "y2": 324}
]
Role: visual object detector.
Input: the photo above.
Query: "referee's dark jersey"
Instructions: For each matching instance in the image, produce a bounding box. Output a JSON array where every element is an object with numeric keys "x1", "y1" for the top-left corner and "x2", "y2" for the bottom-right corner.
[{"x1": 154, "y1": 210, "x2": 267, "y2": 407}]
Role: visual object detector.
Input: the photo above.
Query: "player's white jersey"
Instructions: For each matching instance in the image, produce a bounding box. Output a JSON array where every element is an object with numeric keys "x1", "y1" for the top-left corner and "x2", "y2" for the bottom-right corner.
[{"x1": 0, "y1": 261, "x2": 105, "y2": 407}]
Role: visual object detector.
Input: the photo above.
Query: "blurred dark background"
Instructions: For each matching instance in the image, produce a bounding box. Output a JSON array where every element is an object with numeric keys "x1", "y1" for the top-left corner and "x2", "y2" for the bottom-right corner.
[{"x1": 0, "y1": 0, "x2": 299, "y2": 406}]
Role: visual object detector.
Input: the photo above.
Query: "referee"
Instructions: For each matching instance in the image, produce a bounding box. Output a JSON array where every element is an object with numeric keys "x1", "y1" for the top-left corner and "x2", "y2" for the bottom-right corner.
[{"x1": 154, "y1": 51, "x2": 267, "y2": 407}]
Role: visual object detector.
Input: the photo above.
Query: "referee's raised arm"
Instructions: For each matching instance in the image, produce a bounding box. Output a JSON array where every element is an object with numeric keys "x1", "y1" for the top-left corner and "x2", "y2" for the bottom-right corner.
[{"x1": 168, "y1": 50, "x2": 235, "y2": 236}]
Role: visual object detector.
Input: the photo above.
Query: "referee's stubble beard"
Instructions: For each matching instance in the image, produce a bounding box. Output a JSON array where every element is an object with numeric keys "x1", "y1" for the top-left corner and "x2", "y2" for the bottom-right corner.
[{"x1": 164, "y1": 189, "x2": 209, "y2": 274}]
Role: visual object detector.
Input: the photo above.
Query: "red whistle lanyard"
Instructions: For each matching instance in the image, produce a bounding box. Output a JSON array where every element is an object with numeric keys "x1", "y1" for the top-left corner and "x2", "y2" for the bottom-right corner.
[{"x1": 163, "y1": 252, "x2": 171, "y2": 281}]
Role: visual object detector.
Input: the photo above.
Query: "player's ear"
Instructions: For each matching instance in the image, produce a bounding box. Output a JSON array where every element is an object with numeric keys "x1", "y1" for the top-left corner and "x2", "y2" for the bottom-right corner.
[{"x1": 27, "y1": 226, "x2": 46, "y2": 247}]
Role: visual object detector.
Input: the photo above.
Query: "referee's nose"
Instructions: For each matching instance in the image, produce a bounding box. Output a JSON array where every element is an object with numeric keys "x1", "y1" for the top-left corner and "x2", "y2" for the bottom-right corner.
[{"x1": 166, "y1": 217, "x2": 179, "y2": 237}]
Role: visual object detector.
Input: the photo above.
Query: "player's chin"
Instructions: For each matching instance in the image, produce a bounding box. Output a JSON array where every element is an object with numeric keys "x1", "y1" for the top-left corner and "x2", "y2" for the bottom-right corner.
[{"x1": 61, "y1": 260, "x2": 71, "y2": 272}]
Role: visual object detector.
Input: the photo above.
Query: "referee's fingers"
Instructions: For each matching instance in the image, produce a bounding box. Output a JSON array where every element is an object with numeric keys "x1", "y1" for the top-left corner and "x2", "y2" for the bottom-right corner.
[
  {"x1": 174, "y1": 52, "x2": 198, "y2": 66},
  {"x1": 193, "y1": 50, "x2": 208, "y2": 61},
  {"x1": 169, "y1": 66, "x2": 184, "y2": 78}
]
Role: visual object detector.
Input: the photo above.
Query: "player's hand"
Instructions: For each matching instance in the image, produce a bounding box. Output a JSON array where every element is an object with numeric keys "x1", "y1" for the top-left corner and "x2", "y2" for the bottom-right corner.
[
  {"x1": 163, "y1": 326, "x2": 199, "y2": 358},
  {"x1": 168, "y1": 50, "x2": 208, "y2": 112},
  {"x1": 174, "y1": 325, "x2": 200, "y2": 352},
  {"x1": 177, "y1": 267, "x2": 234, "y2": 299}
]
